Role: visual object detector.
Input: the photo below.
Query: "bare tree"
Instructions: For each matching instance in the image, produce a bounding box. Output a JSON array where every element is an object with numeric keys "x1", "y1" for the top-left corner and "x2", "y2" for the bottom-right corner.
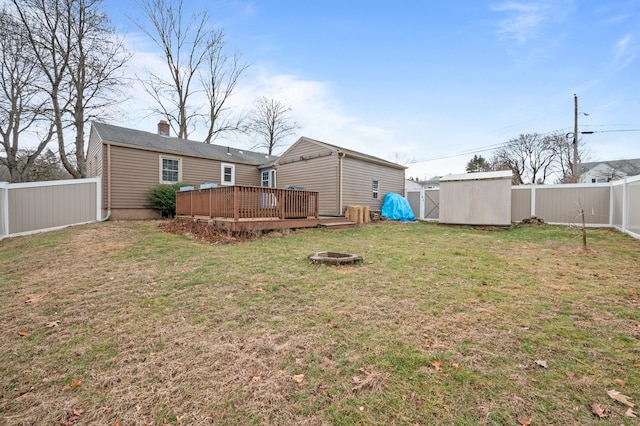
[
  {"x1": 201, "y1": 30, "x2": 248, "y2": 143},
  {"x1": 0, "y1": 148, "x2": 71, "y2": 182},
  {"x1": 550, "y1": 132, "x2": 590, "y2": 183},
  {"x1": 389, "y1": 152, "x2": 416, "y2": 166},
  {"x1": 491, "y1": 133, "x2": 556, "y2": 184},
  {"x1": 247, "y1": 97, "x2": 299, "y2": 155},
  {"x1": 134, "y1": 0, "x2": 247, "y2": 142},
  {"x1": 0, "y1": 9, "x2": 54, "y2": 182},
  {"x1": 10, "y1": 0, "x2": 130, "y2": 178},
  {"x1": 66, "y1": 0, "x2": 131, "y2": 177},
  {"x1": 133, "y1": 0, "x2": 207, "y2": 139}
]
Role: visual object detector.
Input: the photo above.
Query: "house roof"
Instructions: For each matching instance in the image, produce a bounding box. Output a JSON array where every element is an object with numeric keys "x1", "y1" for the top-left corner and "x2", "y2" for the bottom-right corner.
[
  {"x1": 92, "y1": 122, "x2": 278, "y2": 166},
  {"x1": 275, "y1": 136, "x2": 407, "y2": 170},
  {"x1": 579, "y1": 158, "x2": 640, "y2": 175}
]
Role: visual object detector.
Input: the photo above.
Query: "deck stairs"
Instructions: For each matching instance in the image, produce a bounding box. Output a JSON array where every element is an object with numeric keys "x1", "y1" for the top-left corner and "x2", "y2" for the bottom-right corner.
[{"x1": 318, "y1": 216, "x2": 357, "y2": 231}]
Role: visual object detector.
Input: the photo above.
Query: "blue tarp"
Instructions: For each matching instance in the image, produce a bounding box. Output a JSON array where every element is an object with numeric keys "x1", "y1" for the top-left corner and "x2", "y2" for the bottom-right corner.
[{"x1": 381, "y1": 193, "x2": 416, "y2": 222}]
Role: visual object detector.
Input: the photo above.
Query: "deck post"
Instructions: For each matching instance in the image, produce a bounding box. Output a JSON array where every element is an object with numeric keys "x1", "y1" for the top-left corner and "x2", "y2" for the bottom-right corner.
[
  {"x1": 314, "y1": 193, "x2": 319, "y2": 218},
  {"x1": 233, "y1": 186, "x2": 239, "y2": 221},
  {"x1": 279, "y1": 191, "x2": 285, "y2": 219},
  {"x1": 208, "y1": 189, "x2": 212, "y2": 218}
]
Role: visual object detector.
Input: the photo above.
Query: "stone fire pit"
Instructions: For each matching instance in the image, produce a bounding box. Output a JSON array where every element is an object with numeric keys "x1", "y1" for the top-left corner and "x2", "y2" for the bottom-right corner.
[{"x1": 308, "y1": 251, "x2": 363, "y2": 265}]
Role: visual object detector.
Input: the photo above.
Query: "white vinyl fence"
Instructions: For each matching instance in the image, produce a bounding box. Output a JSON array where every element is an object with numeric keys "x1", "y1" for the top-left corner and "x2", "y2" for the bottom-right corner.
[
  {"x1": 406, "y1": 175, "x2": 640, "y2": 240},
  {"x1": 0, "y1": 177, "x2": 102, "y2": 240}
]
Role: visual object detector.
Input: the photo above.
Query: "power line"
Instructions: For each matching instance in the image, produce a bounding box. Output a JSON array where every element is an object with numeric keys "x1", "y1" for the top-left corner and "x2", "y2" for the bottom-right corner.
[
  {"x1": 409, "y1": 127, "x2": 640, "y2": 165},
  {"x1": 591, "y1": 128, "x2": 640, "y2": 133}
]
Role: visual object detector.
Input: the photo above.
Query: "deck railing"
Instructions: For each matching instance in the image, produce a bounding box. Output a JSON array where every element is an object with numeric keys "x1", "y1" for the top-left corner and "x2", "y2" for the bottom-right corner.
[{"x1": 176, "y1": 185, "x2": 319, "y2": 220}]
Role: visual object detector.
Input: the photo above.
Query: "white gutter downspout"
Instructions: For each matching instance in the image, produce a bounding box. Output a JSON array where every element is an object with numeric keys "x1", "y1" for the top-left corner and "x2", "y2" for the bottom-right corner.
[
  {"x1": 101, "y1": 143, "x2": 112, "y2": 221},
  {"x1": 338, "y1": 152, "x2": 345, "y2": 214}
]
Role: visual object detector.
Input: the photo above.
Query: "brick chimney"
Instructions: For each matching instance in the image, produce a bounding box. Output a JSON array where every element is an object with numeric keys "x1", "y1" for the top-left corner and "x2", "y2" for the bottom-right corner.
[{"x1": 157, "y1": 120, "x2": 170, "y2": 137}]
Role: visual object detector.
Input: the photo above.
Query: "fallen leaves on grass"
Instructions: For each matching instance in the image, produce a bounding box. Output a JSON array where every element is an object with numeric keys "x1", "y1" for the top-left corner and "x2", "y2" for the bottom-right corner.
[
  {"x1": 59, "y1": 408, "x2": 83, "y2": 425},
  {"x1": 534, "y1": 360, "x2": 548, "y2": 368},
  {"x1": 431, "y1": 361, "x2": 444, "y2": 372},
  {"x1": 626, "y1": 408, "x2": 638, "y2": 418},
  {"x1": 351, "y1": 368, "x2": 386, "y2": 393},
  {"x1": 590, "y1": 402, "x2": 608, "y2": 418},
  {"x1": 519, "y1": 418, "x2": 532, "y2": 425},
  {"x1": 565, "y1": 370, "x2": 575, "y2": 378},
  {"x1": 18, "y1": 330, "x2": 28, "y2": 336},
  {"x1": 25, "y1": 294, "x2": 43, "y2": 303},
  {"x1": 46, "y1": 320, "x2": 60, "y2": 328},
  {"x1": 607, "y1": 389, "x2": 634, "y2": 407},
  {"x1": 17, "y1": 386, "x2": 35, "y2": 397},
  {"x1": 292, "y1": 374, "x2": 304, "y2": 383},
  {"x1": 71, "y1": 379, "x2": 81, "y2": 388},
  {"x1": 614, "y1": 378, "x2": 625, "y2": 387}
]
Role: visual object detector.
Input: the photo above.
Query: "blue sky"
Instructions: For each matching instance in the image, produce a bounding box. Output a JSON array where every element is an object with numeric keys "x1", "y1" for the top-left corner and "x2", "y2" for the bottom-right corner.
[{"x1": 104, "y1": 0, "x2": 640, "y2": 180}]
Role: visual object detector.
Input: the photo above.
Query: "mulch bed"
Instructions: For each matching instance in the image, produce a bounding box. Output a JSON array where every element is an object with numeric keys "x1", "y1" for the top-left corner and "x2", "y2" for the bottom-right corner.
[{"x1": 158, "y1": 218, "x2": 250, "y2": 244}]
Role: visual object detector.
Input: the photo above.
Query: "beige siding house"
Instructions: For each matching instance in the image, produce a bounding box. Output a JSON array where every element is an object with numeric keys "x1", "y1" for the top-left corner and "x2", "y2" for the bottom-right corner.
[
  {"x1": 274, "y1": 137, "x2": 406, "y2": 215},
  {"x1": 88, "y1": 123, "x2": 406, "y2": 219},
  {"x1": 88, "y1": 122, "x2": 277, "y2": 219}
]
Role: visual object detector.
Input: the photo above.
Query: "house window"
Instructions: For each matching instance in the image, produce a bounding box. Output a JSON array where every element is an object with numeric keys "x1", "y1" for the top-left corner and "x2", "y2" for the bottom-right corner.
[
  {"x1": 221, "y1": 163, "x2": 235, "y2": 185},
  {"x1": 160, "y1": 156, "x2": 181, "y2": 183},
  {"x1": 372, "y1": 180, "x2": 379, "y2": 199},
  {"x1": 260, "y1": 169, "x2": 276, "y2": 187}
]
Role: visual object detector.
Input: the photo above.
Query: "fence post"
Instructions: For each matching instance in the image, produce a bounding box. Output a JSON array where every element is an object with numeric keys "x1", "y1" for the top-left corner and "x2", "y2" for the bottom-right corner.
[
  {"x1": 609, "y1": 181, "x2": 614, "y2": 227},
  {"x1": 530, "y1": 184, "x2": 537, "y2": 217},
  {"x1": 1, "y1": 182, "x2": 9, "y2": 238},
  {"x1": 95, "y1": 177, "x2": 102, "y2": 221},
  {"x1": 622, "y1": 177, "x2": 628, "y2": 233},
  {"x1": 420, "y1": 188, "x2": 426, "y2": 220}
]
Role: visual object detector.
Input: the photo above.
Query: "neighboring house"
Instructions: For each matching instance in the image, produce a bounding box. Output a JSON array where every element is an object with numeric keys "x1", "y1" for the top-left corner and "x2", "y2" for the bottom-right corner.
[
  {"x1": 579, "y1": 159, "x2": 640, "y2": 183},
  {"x1": 405, "y1": 179, "x2": 423, "y2": 190},
  {"x1": 88, "y1": 121, "x2": 278, "y2": 219},
  {"x1": 273, "y1": 137, "x2": 406, "y2": 215},
  {"x1": 88, "y1": 122, "x2": 406, "y2": 219},
  {"x1": 420, "y1": 176, "x2": 441, "y2": 188}
]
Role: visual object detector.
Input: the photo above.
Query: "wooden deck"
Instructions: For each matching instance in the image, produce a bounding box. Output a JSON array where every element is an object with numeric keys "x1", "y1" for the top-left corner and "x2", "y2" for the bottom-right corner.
[{"x1": 176, "y1": 185, "x2": 324, "y2": 232}]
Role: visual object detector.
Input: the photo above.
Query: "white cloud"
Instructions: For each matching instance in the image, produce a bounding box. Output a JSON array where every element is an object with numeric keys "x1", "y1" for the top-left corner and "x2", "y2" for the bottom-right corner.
[
  {"x1": 613, "y1": 33, "x2": 637, "y2": 67},
  {"x1": 492, "y1": 0, "x2": 573, "y2": 43},
  {"x1": 113, "y1": 38, "x2": 398, "y2": 161},
  {"x1": 233, "y1": 68, "x2": 396, "y2": 155}
]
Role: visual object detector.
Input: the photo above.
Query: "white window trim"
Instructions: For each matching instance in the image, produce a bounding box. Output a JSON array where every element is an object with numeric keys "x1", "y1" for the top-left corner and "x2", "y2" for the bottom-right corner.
[
  {"x1": 260, "y1": 168, "x2": 277, "y2": 188},
  {"x1": 159, "y1": 155, "x2": 182, "y2": 184},
  {"x1": 372, "y1": 180, "x2": 379, "y2": 199},
  {"x1": 221, "y1": 163, "x2": 235, "y2": 186}
]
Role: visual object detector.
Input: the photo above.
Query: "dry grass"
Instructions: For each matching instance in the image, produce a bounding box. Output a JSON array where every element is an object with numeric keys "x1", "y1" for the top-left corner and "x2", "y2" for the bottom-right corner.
[{"x1": 1, "y1": 220, "x2": 639, "y2": 425}]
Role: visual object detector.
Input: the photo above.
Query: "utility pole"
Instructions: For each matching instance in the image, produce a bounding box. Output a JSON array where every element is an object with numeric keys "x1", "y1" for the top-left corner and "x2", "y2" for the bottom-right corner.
[{"x1": 573, "y1": 94, "x2": 579, "y2": 182}]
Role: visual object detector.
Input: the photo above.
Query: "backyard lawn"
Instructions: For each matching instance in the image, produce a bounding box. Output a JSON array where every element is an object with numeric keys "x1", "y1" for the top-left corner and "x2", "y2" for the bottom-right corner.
[{"x1": 1, "y1": 220, "x2": 639, "y2": 425}]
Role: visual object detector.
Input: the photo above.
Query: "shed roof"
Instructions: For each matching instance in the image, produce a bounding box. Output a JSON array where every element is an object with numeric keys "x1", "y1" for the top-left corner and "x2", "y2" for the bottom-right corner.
[
  {"x1": 92, "y1": 122, "x2": 278, "y2": 166},
  {"x1": 440, "y1": 170, "x2": 513, "y2": 182}
]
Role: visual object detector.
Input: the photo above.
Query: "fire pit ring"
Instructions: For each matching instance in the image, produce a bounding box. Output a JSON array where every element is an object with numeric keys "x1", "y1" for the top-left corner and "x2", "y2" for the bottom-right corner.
[{"x1": 308, "y1": 251, "x2": 363, "y2": 265}]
